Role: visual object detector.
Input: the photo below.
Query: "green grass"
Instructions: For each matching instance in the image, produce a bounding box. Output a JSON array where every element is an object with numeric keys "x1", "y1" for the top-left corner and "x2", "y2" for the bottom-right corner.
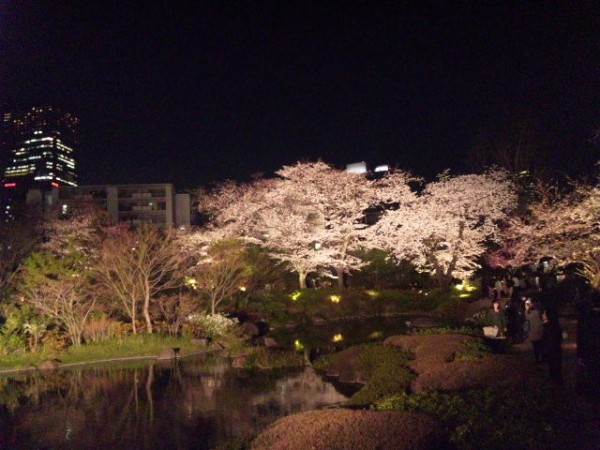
[{"x1": 0, "y1": 334, "x2": 208, "y2": 372}]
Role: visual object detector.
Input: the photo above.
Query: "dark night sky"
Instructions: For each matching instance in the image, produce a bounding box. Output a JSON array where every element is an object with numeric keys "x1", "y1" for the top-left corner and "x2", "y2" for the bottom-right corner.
[{"x1": 1, "y1": 1, "x2": 599, "y2": 190}]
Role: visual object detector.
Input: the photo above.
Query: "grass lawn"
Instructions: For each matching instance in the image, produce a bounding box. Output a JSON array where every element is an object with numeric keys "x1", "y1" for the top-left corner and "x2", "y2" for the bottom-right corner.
[{"x1": 0, "y1": 334, "x2": 208, "y2": 372}]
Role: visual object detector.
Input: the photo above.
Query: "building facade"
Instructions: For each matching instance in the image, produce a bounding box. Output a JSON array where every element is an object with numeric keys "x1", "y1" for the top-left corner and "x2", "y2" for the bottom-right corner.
[{"x1": 57, "y1": 183, "x2": 191, "y2": 228}]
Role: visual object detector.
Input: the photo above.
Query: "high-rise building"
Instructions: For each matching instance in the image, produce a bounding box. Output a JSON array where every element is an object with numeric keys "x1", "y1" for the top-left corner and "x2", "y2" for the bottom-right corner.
[
  {"x1": 1, "y1": 106, "x2": 79, "y2": 190},
  {"x1": 1, "y1": 106, "x2": 79, "y2": 221}
]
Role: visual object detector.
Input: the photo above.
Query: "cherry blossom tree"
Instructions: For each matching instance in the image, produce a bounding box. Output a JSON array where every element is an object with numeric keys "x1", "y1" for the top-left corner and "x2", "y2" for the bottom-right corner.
[
  {"x1": 197, "y1": 162, "x2": 418, "y2": 289},
  {"x1": 184, "y1": 239, "x2": 250, "y2": 314},
  {"x1": 197, "y1": 174, "x2": 331, "y2": 289},
  {"x1": 498, "y1": 171, "x2": 600, "y2": 284},
  {"x1": 274, "y1": 162, "x2": 418, "y2": 289},
  {"x1": 376, "y1": 170, "x2": 517, "y2": 288}
]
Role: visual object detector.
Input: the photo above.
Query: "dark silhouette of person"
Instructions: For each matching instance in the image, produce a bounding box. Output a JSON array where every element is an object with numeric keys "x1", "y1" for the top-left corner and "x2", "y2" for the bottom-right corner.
[
  {"x1": 506, "y1": 290, "x2": 525, "y2": 343},
  {"x1": 524, "y1": 298, "x2": 544, "y2": 363},
  {"x1": 544, "y1": 304, "x2": 563, "y2": 386}
]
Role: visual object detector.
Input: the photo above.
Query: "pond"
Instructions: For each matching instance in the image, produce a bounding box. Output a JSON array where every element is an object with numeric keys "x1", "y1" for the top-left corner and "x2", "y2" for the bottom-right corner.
[
  {"x1": 0, "y1": 354, "x2": 349, "y2": 450},
  {"x1": 271, "y1": 314, "x2": 411, "y2": 355}
]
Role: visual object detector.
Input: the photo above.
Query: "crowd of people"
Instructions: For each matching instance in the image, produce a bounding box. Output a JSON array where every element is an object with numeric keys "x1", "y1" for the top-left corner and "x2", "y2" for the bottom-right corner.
[{"x1": 484, "y1": 272, "x2": 569, "y2": 386}]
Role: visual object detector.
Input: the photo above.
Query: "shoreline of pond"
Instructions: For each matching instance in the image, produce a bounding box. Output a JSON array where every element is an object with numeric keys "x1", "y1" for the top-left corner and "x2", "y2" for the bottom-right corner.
[
  {"x1": 0, "y1": 346, "x2": 222, "y2": 376},
  {"x1": 0, "y1": 310, "x2": 437, "y2": 377}
]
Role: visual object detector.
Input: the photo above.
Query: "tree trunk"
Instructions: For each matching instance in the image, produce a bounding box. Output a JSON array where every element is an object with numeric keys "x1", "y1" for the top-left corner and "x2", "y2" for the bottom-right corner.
[
  {"x1": 336, "y1": 266, "x2": 346, "y2": 290},
  {"x1": 132, "y1": 307, "x2": 137, "y2": 335},
  {"x1": 298, "y1": 270, "x2": 307, "y2": 290},
  {"x1": 143, "y1": 292, "x2": 153, "y2": 334}
]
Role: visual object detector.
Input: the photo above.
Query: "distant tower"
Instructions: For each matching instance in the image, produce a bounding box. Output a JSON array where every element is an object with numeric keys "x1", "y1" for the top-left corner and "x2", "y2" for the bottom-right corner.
[
  {"x1": 2, "y1": 106, "x2": 79, "y2": 190},
  {"x1": 1, "y1": 106, "x2": 79, "y2": 221}
]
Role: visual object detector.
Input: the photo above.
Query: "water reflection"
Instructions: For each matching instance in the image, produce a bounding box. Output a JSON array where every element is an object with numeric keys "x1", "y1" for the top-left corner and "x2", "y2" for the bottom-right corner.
[
  {"x1": 0, "y1": 354, "x2": 348, "y2": 449},
  {"x1": 273, "y1": 315, "x2": 409, "y2": 352}
]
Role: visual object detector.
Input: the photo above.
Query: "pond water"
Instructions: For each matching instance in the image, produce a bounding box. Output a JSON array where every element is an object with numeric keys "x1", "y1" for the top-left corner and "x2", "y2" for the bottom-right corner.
[
  {"x1": 271, "y1": 314, "x2": 410, "y2": 354},
  {"x1": 0, "y1": 354, "x2": 348, "y2": 450}
]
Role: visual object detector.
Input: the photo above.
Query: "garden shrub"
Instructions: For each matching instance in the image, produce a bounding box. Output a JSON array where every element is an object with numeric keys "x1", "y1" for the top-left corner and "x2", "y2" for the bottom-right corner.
[
  {"x1": 376, "y1": 383, "x2": 578, "y2": 450},
  {"x1": 40, "y1": 328, "x2": 69, "y2": 354},
  {"x1": 452, "y1": 337, "x2": 491, "y2": 361},
  {"x1": 0, "y1": 333, "x2": 26, "y2": 355},
  {"x1": 82, "y1": 315, "x2": 124, "y2": 342},
  {"x1": 187, "y1": 313, "x2": 239, "y2": 339}
]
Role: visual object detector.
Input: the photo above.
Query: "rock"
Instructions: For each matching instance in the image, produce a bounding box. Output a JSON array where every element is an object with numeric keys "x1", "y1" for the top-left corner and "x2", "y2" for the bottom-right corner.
[
  {"x1": 215, "y1": 340, "x2": 230, "y2": 349},
  {"x1": 231, "y1": 355, "x2": 248, "y2": 368},
  {"x1": 241, "y1": 321, "x2": 260, "y2": 339},
  {"x1": 38, "y1": 359, "x2": 61, "y2": 370},
  {"x1": 263, "y1": 336, "x2": 279, "y2": 348},
  {"x1": 156, "y1": 348, "x2": 178, "y2": 360},
  {"x1": 410, "y1": 317, "x2": 439, "y2": 328},
  {"x1": 191, "y1": 338, "x2": 210, "y2": 347},
  {"x1": 311, "y1": 317, "x2": 327, "y2": 325}
]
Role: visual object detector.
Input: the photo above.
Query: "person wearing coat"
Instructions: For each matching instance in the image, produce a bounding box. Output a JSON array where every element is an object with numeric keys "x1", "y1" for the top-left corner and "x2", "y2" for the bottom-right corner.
[{"x1": 524, "y1": 299, "x2": 544, "y2": 363}]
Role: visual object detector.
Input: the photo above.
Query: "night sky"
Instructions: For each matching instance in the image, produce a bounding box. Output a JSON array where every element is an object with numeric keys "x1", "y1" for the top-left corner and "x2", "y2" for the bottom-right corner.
[{"x1": 1, "y1": 1, "x2": 599, "y2": 190}]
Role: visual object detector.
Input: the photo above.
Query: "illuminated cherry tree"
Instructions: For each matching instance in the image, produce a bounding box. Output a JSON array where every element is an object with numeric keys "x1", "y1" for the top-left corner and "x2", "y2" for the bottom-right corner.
[
  {"x1": 275, "y1": 162, "x2": 417, "y2": 288},
  {"x1": 198, "y1": 162, "x2": 417, "y2": 289},
  {"x1": 499, "y1": 172, "x2": 600, "y2": 283},
  {"x1": 196, "y1": 174, "x2": 331, "y2": 289},
  {"x1": 376, "y1": 170, "x2": 516, "y2": 288}
]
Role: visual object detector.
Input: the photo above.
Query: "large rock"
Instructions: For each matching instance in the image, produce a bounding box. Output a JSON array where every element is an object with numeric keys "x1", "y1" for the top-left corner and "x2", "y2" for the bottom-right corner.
[
  {"x1": 191, "y1": 338, "x2": 210, "y2": 347},
  {"x1": 231, "y1": 354, "x2": 248, "y2": 368},
  {"x1": 318, "y1": 345, "x2": 370, "y2": 384},
  {"x1": 38, "y1": 359, "x2": 61, "y2": 370},
  {"x1": 407, "y1": 316, "x2": 439, "y2": 328},
  {"x1": 240, "y1": 321, "x2": 260, "y2": 339},
  {"x1": 384, "y1": 333, "x2": 471, "y2": 373},
  {"x1": 156, "y1": 348, "x2": 178, "y2": 360},
  {"x1": 263, "y1": 336, "x2": 279, "y2": 348},
  {"x1": 250, "y1": 409, "x2": 446, "y2": 450}
]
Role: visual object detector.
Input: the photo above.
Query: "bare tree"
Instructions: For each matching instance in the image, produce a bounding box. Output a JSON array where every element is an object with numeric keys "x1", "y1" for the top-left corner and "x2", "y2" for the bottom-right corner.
[
  {"x1": 95, "y1": 224, "x2": 184, "y2": 334},
  {"x1": 16, "y1": 251, "x2": 98, "y2": 346}
]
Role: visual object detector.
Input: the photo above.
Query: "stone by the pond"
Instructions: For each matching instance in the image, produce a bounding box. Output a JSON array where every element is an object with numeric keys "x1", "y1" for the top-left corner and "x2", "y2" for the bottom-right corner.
[
  {"x1": 156, "y1": 348, "x2": 178, "y2": 360},
  {"x1": 38, "y1": 359, "x2": 61, "y2": 370},
  {"x1": 263, "y1": 336, "x2": 279, "y2": 348},
  {"x1": 241, "y1": 321, "x2": 260, "y2": 338},
  {"x1": 191, "y1": 338, "x2": 210, "y2": 346},
  {"x1": 409, "y1": 317, "x2": 439, "y2": 328},
  {"x1": 231, "y1": 354, "x2": 248, "y2": 368}
]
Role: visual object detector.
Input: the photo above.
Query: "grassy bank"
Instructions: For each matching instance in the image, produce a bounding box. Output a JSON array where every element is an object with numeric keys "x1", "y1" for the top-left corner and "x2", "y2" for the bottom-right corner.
[{"x1": 0, "y1": 334, "x2": 207, "y2": 372}]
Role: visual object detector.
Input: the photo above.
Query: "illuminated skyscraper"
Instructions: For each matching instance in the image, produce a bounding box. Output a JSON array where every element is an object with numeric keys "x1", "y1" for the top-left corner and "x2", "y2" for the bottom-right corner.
[
  {"x1": 1, "y1": 106, "x2": 79, "y2": 221},
  {"x1": 1, "y1": 106, "x2": 79, "y2": 190}
]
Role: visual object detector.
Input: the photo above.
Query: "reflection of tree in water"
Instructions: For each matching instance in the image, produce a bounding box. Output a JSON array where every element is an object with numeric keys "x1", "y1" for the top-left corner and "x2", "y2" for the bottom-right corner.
[{"x1": 0, "y1": 355, "x2": 348, "y2": 449}]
